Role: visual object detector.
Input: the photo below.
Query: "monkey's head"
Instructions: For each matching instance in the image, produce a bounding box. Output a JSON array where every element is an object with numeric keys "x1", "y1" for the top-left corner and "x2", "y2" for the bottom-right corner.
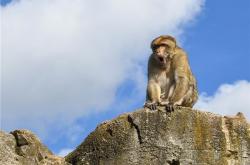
[{"x1": 151, "y1": 35, "x2": 176, "y2": 67}]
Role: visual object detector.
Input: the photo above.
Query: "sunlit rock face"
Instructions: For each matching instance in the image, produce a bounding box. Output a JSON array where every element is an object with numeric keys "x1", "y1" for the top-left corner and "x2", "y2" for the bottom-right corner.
[
  {"x1": 65, "y1": 107, "x2": 250, "y2": 165},
  {"x1": 0, "y1": 129, "x2": 70, "y2": 165}
]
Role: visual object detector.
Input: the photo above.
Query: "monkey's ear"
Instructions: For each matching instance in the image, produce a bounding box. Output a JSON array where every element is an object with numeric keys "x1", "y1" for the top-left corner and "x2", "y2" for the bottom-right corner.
[
  {"x1": 150, "y1": 42, "x2": 155, "y2": 50},
  {"x1": 151, "y1": 37, "x2": 161, "y2": 49}
]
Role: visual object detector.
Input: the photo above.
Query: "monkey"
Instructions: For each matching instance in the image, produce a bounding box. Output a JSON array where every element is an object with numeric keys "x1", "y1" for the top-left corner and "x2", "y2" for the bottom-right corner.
[{"x1": 144, "y1": 35, "x2": 198, "y2": 111}]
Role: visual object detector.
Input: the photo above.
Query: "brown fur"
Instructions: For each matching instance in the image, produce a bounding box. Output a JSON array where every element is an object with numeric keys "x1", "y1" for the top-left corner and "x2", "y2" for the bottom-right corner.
[{"x1": 145, "y1": 35, "x2": 198, "y2": 109}]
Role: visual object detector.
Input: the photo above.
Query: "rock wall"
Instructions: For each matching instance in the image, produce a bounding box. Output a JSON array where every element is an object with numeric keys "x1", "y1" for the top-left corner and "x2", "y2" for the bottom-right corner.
[
  {"x1": 0, "y1": 129, "x2": 69, "y2": 165},
  {"x1": 65, "y1": 107, "x2": 250, "y2": 165}
]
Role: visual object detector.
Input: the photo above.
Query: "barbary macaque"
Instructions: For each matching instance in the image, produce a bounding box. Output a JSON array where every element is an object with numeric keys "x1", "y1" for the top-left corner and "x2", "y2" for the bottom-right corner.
[{"x1": 144, "y1": 35, "x2": 198, "y2": 111}]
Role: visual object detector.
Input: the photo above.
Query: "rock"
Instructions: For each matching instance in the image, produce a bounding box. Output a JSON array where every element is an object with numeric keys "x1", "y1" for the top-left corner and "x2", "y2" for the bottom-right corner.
[
  {"x1": 0, "y1": 129, "x2": 70, "y2": 165},
  {"x1": 65, "y1": 107, "x2": 250, "y2": 165},
  {"x1": 1, "y1": 107, "x2": 250, "y2": 165}
]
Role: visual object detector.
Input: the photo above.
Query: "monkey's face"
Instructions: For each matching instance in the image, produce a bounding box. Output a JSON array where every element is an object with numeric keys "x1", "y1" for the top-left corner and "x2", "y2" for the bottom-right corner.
[
  {"x1": 152, "y1": 44, "x2": 172, "y2": 66},
  {"x1": 151, "y1": 36, "x2": 176, "y2": 68}
]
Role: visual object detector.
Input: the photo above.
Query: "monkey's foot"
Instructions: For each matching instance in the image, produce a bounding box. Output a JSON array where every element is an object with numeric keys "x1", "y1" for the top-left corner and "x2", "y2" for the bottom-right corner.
[
  {"x1": 165, "y1": 104, "x2": 174, "y2": 112},
  {"x1": 174, "y1": 105, "x2": 183, "y2": 110},
  {"x1": 158, "y1": 101, "x2": 169, "y2": 106},
  {"x1": 144, "y1": 102, "x2": 158, "y2": 111}
]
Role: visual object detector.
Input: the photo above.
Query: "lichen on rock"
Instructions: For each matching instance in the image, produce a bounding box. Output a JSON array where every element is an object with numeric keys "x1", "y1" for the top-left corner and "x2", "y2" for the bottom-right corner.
[{"x1": 65, "y1": 107, "x2": 250, "y2": 165}]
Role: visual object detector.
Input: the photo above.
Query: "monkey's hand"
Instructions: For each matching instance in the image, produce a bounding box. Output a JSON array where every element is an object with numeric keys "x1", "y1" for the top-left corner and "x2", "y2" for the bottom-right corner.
[
  {"x1": 144, "y1": 102, "x2": 158, "y2": 111},
  {"x1": 165, "y1": 104, "x2": 183, "y2": 112}
]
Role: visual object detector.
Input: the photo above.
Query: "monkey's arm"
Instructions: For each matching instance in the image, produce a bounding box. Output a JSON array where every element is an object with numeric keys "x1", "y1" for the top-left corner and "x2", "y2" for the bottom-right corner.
[
  {"x1": 146, "y1": 57, "x2": 161, "y2": 103},
  {"x1": 169, "y1": 54, "x2": 189, "y2": 104},
  {"x1": 144, "y1": 55, "x2": 163, "y2": 110}
]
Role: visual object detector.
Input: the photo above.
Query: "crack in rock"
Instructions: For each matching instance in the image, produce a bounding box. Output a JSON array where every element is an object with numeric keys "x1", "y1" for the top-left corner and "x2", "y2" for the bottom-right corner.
[
  {"x1": 10, "y1": 131, "x2": 29, "y2": 147},
  {"x1": 127, "y1": 115, "x2": 142, "y2": 144}
]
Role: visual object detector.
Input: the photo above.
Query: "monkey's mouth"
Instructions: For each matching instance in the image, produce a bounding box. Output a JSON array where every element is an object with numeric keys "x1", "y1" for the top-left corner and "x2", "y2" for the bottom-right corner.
[{"x1": 158, "y1": 57, "x2": 164, "y2": 62}]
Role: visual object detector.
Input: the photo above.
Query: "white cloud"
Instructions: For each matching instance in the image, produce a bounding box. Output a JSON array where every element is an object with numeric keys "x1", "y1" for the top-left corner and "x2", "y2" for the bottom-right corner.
[
  {"x1": 57, "y1": 148, "x2": 73, "y2": 157},
  {"x1": 195, "y1": 80, "x2": 250, "y2": 121},
  {"x1": 1, "y1": 0, "x2": 204, "y2": 138}
]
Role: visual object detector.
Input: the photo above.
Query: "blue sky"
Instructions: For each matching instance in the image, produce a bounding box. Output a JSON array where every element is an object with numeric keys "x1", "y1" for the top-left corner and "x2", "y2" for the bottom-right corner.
[
  {"x1": 185, "y1": 0, "x2": 250, "y2": 94},
  {"x1": 1, "y1": 0, "x2": 250, "y2": 155}
]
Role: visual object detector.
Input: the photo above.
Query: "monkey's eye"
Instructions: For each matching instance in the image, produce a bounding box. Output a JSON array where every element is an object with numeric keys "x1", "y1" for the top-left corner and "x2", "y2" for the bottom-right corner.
[{"x1": 165, "y1": 44, "x2": 170, "y2": 49}]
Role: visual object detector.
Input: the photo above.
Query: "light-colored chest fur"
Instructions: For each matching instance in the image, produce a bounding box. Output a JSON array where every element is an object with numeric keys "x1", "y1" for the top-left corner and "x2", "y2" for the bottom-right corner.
[{"x1": 153, "y1": 70, "x2": 174, "y2": 92}]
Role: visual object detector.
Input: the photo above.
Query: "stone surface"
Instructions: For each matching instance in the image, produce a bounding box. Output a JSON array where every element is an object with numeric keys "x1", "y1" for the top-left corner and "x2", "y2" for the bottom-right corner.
[
  {"x1": 1, "y1": 107, "x2": 250, "y2": 165},
  {"x1": 65, "y1": 107, "x2": 250, "y2": 165},
  {"x1": 0, "y1": 129, "x2": 70, "y2": 165}
]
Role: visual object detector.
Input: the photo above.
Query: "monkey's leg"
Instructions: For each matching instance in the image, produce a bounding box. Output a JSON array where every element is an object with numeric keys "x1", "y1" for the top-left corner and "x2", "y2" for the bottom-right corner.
[
  {"x1": 145, "y1": 81, "x2": 161, "y2": 110},
  {"x1": 163, "y1": 84, "x2": 175, "y2": 112},
  {"x1": 181, "y1": 85, "x2": 198, "y2": 108},
  {"x1": 159, "y1": 101, "x2": 169, "y2": 106},
  {"x1": 169, "y1": 76, "x2": 189, "y2": 109}
]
